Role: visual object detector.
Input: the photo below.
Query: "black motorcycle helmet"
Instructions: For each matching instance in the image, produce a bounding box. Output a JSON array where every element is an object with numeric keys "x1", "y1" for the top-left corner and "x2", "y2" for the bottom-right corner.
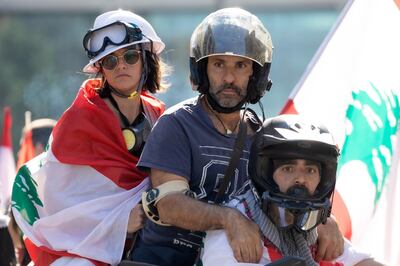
[
  {"x1": 248, "y1": 114, "x2": 340, "y2": 231},
  {"x1": 189, "y1": 8, "x2": 273, "y2": 112}
]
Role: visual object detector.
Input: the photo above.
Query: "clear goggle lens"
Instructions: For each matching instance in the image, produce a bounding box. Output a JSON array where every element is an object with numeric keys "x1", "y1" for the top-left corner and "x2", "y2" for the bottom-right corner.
[{"x1": 83, "y1": 21, "x2": 142, "y2": 58}]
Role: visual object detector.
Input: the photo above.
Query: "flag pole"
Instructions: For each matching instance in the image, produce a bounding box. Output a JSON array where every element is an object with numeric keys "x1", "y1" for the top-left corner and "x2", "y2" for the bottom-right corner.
[
  {"x1": 288, "y1": 0, "x2": 355, "y2": 99},
  {"x1": 24, "y1": 111, "x2": 32, "y2": 133}
]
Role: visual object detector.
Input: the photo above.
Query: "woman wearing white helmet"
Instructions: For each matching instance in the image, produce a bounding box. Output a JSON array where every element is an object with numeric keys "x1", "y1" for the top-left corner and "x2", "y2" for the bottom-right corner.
[{"x1": 11, "y1": 9, "x2": 169, "y2": 266}]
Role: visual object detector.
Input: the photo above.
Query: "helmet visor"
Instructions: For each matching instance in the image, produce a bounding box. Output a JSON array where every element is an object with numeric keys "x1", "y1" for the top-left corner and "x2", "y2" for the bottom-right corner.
[
  {"x1": 83, "y1": 21, "x2": 143, "y2": 59},
  {"x1": 263, "y1": 192, "x2": 331, "y2": 231},
  {"x1": 268, "y1": 203, "x2": 324, "y2": 231}
]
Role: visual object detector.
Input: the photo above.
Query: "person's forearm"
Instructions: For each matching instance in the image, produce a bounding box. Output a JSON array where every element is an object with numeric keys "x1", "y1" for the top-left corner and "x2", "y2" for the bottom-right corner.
[
  {"x1": 157, "y1": 193, "x2": 236, "y2": 231},
  {"x1": 157, "y1": 192, "x2": 263, "y2": 264}
]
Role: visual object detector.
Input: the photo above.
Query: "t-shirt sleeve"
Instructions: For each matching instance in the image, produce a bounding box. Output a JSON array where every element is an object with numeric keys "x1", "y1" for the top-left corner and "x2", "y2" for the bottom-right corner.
[{"x1": 138, "y1": 114, "x2": 191, "y2": 180}]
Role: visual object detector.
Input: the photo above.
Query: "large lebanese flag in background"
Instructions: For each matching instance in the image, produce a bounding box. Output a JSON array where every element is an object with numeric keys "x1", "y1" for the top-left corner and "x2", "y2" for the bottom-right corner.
[{"x1": 281, "y1": 0, "x2": 400, "y2": 264}]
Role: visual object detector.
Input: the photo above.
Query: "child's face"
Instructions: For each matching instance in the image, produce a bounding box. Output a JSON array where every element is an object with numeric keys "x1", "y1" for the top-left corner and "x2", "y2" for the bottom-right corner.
[{"x1": 272, "y1": 159, "x2": 321, "y2": 195}]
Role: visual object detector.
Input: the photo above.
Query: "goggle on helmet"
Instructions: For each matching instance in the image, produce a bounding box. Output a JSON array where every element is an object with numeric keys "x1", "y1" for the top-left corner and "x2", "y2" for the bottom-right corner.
[
  {"x1": 83, "y1": 21, "x2": 143, "y2": 59},
  {"x1": 249, "y1": 114, "x2": 340, "y2": 231},
  {"x1": 82, "y1": 9, "x2": 165, "y2": 73}
]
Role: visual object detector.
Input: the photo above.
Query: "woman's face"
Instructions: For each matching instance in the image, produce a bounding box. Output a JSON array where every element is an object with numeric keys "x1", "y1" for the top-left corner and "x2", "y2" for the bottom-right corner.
[{"x1": 101, "y1": 47, "x2": 143, "y2": 94}]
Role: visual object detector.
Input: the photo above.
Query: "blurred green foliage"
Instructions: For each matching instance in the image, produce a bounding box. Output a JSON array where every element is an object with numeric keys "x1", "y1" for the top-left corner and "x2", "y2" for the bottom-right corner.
[{"x1": 0, "y1": 15, "x2": 91, "y2": 150}]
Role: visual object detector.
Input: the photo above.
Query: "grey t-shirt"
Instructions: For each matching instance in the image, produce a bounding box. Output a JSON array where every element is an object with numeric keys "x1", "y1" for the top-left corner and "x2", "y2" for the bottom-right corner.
[{"x1": 137, "y1": 96, "x2": 257, "y2": 251}]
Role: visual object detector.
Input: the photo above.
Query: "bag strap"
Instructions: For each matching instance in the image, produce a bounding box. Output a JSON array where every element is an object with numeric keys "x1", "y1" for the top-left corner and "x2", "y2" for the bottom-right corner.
[
  {"x1": 214, "y1": 116, "x2": 248, "y2": 204},
  {"x1": 214, "y1": 108, "x2": 263, "y2": 204}
]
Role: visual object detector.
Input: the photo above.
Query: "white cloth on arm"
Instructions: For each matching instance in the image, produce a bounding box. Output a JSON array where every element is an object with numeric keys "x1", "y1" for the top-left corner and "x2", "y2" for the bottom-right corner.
[
  {"x1": 202, "y1": 197, "x2": 373, "y2": 266},
  {"x1": 51, "y1": 257, "x2": 96, "y2": 266}
]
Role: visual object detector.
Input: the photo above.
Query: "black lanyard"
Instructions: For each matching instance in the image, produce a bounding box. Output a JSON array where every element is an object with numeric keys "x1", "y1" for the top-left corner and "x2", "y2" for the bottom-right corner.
[{"x1": 108, "y1": 94, "x2": 144, "y2": 127}]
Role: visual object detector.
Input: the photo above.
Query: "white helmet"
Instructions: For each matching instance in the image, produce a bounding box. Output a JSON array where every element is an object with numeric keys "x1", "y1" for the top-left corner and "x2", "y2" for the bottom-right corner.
[{"x1": 82, "y1": 9, "x2": 165, "y2": 73}]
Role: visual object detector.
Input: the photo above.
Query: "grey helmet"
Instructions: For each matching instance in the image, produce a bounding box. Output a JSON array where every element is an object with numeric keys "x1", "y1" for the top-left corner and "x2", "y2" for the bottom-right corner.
[{"x1": 189, "y1": 8, "x2": 273, "y2": 106}]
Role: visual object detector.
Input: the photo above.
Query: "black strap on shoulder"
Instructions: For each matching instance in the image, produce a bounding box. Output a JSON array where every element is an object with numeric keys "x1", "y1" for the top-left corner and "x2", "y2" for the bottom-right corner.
[
  {"x1": 214, "y1": 107, "x2": 263, "y2": 204},
  {"x1": 214, "y1": 114, "x2": 247, "y2": 204},
  {"x1": 245, "y1": 107, "x2": 263, "y2": 133},
  {"x1": 108, "y1": 95, "x2": 131, "y2": 127}
]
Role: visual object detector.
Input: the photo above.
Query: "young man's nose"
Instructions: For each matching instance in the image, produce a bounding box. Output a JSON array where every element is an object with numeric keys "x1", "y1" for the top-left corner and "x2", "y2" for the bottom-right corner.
[{"x1": 294, "y1": 173, "x2": 306, "y2": 185}]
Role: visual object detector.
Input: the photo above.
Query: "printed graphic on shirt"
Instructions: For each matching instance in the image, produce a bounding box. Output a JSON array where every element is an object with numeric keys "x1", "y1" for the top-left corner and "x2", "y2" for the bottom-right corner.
[{"x1": 195, "y1": 145, "x2": 251, "y2": 203}]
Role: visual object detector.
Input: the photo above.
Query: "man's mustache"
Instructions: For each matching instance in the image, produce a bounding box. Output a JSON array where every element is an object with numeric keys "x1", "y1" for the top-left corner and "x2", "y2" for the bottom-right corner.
[
  {"x1": 215, "y1": 83, "x2": 243, "y2": 96},
  {"x1": 286, "y1": 185, "x2": 312, "y2": 198}
]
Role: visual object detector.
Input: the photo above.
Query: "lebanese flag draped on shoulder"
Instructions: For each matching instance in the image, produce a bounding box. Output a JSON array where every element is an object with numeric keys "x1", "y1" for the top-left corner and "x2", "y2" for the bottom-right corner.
[
  {"x1": 11, "y1": 79, "x2": 164, "y2": 265},
  {"x1": 281, "y1": 0, "x2": 400, "y2": 264}
]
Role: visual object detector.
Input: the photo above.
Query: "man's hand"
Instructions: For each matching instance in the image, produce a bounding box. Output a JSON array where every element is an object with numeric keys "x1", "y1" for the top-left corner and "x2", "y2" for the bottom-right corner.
[
  {"x1": 150, "y1": 168, "x2": 262, "y2": 263},
  {"x1": 316, "y1": 215, "x2": 344, "y2": 261},
  {"x1": 224, "y1": 208, "x2": 263, "y2": 263},
  {"x1": 127, "y1": 204, "x2": 146, "y2": 233}
]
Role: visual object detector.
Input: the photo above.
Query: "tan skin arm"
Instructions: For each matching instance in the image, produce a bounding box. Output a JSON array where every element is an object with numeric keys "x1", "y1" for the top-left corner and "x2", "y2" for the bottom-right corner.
[
  {"x1": 151, "y1": 168, "x2": 345, "y2": 263},
  {"x1": 7, "y1": 215, "x2": 23, "y2": 249},
  {"x1": 152, "y1": 168, "x2": 263, "y2": 263},
  {"x1": 127, "y1": 204, "x2": 146, "y2": 233}
]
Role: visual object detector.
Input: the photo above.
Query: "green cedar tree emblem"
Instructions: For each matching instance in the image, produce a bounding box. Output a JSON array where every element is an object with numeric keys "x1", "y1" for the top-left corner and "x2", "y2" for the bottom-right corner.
[
  {"x1": 338, "y1": 82, "x2": 400, "y2": 205},
  {"x1": 12, "y1": 165, "x2": 43, "y2": 225}
]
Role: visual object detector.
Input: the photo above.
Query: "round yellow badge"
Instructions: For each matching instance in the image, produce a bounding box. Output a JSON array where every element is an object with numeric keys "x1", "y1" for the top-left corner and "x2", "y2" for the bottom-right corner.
[{"x1": 122, "y1": 128, "x2": 136, "y2": 151}]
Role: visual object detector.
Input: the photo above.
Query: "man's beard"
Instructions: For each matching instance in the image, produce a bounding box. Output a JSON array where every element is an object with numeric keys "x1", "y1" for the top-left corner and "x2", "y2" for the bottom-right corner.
[{"x1": 209, "y1": 83, "x2": 246, "y2": 108}]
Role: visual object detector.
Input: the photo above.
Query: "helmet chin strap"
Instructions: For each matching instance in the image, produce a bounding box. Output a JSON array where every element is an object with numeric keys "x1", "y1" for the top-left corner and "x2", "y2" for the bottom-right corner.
[
  {"x1": 109, "y1": 44, "x2": 148, "y2": 99},
  {"x1": 205, "y1": 92, "x2": 246, "y2": 114}
]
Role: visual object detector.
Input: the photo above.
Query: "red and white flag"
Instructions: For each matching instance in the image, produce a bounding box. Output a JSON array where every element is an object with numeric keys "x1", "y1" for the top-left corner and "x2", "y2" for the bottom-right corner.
[
  {"x1": 0, "y1": 107, "x2": 16, "y2": 226},
  {"x1": 16, "y1": 112, "x2": 35, "y2": 170},
  {"x1": 281, "y1": 0, "x2": 400, "y2": 264},
  {"x1": 11, "y1": 79, "x2": 164, "y2": 265}
]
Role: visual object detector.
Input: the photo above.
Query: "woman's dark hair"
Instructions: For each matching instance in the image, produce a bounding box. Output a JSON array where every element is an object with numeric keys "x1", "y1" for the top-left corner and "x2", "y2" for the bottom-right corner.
[{"x1": 143, "y1": 49, "x2": 170, "y2": 93}]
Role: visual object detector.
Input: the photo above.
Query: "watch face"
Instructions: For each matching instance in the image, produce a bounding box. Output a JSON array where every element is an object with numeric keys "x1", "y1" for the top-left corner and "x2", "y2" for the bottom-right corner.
[{"x1": 122, "y1": 128, "x2": 137, "y2": 150}]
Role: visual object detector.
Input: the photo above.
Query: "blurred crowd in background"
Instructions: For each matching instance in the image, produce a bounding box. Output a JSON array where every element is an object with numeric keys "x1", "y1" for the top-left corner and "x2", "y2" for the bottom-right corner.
[{"x1": 0, "y1": 2, "x2": 344, "y2": 151}]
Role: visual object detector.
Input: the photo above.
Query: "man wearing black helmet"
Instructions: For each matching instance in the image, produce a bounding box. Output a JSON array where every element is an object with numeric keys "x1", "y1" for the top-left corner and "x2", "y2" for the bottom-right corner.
[
  {"x1": 202, "y1": 114, "x2": 385, "y2": 266},
  {"x1": 131, "y1": 8, "x2": 344, "y2": 266}
]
